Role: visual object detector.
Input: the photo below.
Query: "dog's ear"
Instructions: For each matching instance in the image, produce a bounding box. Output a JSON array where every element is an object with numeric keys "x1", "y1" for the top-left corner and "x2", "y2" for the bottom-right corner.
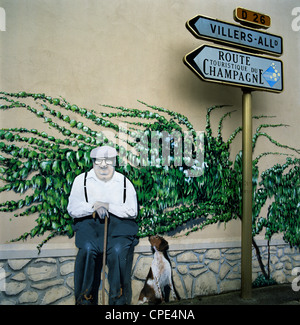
[{"x1": 159, "y1": 238, "x2": 169, "y2": 251}]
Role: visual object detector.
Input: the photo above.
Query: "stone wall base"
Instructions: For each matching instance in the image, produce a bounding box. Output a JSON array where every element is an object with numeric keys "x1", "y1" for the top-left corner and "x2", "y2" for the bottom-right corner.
[{"x1": 0, "y1": 244, "x2": 299, "y2": 305}]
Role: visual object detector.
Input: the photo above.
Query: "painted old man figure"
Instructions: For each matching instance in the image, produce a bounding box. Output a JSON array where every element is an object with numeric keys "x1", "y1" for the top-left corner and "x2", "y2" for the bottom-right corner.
[{"x1": 67, "y1": 145, "x2": 139, "y2": 305}]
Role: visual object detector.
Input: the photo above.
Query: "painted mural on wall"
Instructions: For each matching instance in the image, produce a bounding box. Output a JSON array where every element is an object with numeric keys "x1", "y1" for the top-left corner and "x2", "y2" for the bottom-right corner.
[{"x1": 0, "y1": 91, "x2": 299, "y2": 278}]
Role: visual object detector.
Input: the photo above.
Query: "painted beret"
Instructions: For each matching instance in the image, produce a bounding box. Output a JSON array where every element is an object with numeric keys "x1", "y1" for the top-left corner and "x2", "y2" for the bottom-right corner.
[{"x1": 90, "y1": 145, "x2": 118, "y2": 159}]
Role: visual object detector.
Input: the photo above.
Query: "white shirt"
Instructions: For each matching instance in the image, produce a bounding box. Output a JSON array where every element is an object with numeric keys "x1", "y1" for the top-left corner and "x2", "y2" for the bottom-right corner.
[{"x1": 67, "y1": 169, "x2": 138, "y2": 219}]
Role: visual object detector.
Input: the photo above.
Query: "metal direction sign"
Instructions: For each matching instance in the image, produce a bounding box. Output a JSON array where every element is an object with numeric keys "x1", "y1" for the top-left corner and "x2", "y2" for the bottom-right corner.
[
  {"x1": 183, "y1": 45, "x2": 283, "y2": 93},
  {"x1": 186, "y1": 15, "x2": 282, "y2": 56}
]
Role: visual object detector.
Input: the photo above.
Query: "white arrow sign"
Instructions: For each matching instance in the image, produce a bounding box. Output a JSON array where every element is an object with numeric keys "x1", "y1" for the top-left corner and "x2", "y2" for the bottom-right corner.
[
  {"x1": 184, "y1": 45, "x2": 283, "y2": 93},
  {"x1": 186, "y1": 15, "x2": 283, "y2": 57}
]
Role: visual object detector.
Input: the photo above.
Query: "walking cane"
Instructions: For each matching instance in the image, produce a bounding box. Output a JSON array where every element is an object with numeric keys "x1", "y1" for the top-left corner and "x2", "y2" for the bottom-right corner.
[
  {"x1": 92, "y1": 210, "x2": 108, "y2": 305},
  {"x1": 101, "y1": 211, "x2": 109, "y2": 305}
]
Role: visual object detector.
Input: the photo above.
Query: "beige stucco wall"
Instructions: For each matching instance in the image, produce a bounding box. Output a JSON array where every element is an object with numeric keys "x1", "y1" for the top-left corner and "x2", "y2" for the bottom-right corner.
[{"x1": 0, "y1": 0, "x2": 299, "y2": 251}]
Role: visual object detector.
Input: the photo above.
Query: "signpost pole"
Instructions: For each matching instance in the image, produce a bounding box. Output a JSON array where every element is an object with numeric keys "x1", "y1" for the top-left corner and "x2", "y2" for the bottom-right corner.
[{"x1": 241, "y1": 88, "x2": 253, "y2": 299}]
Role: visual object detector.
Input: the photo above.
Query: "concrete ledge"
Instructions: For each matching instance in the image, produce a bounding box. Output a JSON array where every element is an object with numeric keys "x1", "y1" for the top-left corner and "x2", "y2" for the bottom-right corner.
[
  {"x1": 0, "y1": 237, "x2": 287, "y2": 260},
  {"x1": 0, "y1": 243, "x2": 78, "y2": 260}
]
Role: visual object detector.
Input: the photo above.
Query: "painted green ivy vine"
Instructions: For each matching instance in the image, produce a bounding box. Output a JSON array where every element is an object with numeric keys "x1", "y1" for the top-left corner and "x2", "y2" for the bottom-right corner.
[{"x1": 0, "y1": 91, "x2": 299, "y2": 270}]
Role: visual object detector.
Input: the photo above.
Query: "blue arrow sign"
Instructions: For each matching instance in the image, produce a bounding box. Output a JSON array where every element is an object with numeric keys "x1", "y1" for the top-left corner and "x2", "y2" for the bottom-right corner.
[
  {"x1": 184, "y1": 45, "x2": 283, "y2": 92},
  {"x1": 186, "y1": 15, "x2": 283, "y2": 57}
]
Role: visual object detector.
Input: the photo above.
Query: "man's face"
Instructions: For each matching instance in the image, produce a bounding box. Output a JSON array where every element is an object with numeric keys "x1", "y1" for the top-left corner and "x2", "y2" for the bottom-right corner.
[{"x1": 93, "y1": 157, "x2": 116, "y2": 182}]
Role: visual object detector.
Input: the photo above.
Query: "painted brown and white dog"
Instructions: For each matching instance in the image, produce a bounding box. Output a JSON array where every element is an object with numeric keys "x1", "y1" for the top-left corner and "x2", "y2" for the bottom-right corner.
[{"x1": 137, "y1": 235, "x2": 180, "y2": 304}]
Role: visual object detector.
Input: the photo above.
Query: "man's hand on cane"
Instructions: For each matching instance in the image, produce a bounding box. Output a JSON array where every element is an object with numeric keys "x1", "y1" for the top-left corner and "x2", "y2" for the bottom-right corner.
[{"x1": 93, "y1": 201, "x2": 109, "y2": 219}]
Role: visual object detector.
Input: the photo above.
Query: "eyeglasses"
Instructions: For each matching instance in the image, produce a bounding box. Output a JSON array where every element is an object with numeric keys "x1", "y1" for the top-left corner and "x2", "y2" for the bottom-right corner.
[{"x1": 94, "y1": 158, "x2": 115, "y2": 165}]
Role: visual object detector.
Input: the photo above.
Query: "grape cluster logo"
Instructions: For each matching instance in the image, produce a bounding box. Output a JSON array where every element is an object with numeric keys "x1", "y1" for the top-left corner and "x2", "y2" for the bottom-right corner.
[{"x1": 263, "y1": 63, "x2": 281, "y2": 88}]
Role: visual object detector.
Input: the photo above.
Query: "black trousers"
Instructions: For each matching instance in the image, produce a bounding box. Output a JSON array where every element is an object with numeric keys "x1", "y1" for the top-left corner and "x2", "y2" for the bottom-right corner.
[{"x1": 73, "y1": 215, "x2": 138, "y2": 305}]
